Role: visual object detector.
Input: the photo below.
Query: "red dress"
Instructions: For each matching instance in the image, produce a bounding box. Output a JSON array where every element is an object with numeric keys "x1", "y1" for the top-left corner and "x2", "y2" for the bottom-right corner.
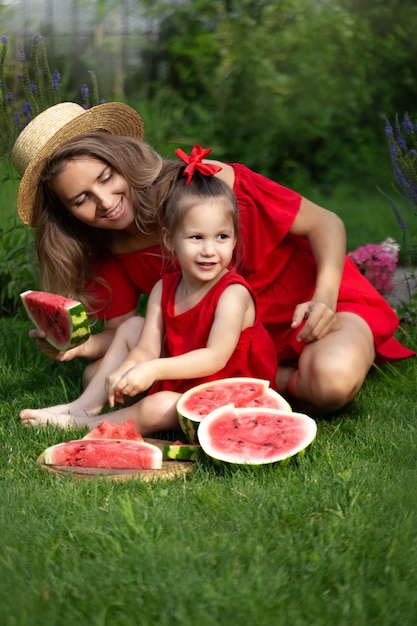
[
  {"x1": 149, "y1": 270, "x2": 278, "y2": 394},
  {"x1": 88, "y1": 163, "x2": 414, "y2": 363}
]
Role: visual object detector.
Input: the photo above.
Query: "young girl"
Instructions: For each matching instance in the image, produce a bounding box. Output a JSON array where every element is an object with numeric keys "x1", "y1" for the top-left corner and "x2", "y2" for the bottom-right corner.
[{"x1": 20, "y1": 158, "x2": 277, "y2": 432}]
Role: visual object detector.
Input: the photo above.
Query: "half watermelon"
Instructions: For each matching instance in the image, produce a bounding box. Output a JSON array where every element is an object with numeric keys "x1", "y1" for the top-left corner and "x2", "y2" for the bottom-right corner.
[
  {"x1": 176, "y1": 377, "x2": 291, "y2": 443},
  {"x1": 43, "y1": 439, "x2": 163, "y2": 469},
  {"x1": 20, "y1": 290, "x2": 90, "y2": 351},
  {"x1": 197, "y1": 405, "x2": 317, "y2": 465}
]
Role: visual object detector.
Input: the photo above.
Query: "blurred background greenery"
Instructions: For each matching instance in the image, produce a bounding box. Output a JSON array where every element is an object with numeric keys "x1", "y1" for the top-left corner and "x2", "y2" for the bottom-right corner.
[
  {"x1": 1, "y1": 0, "x2": 417, "y2": 188},
  {"x1": 1, "y1": 0, "x2": 417, "y2": 315}
]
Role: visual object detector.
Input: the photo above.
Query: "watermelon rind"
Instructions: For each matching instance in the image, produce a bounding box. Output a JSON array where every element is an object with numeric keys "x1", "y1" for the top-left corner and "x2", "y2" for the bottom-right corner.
[
  {"x1": 197, "y1": 405, "x2": 317, "y2": 465},
  {"x1": 20, "y1": 290, "x2": 90, "y2": 351},
  {"x1": 176, "y1": 376, "x2": 291, "y2": 444},
  {"x1": 43, "y1": 439, "x2": 163, "y2": 469},
  {"x1": 163, "y1": 442, "x2": 201, "y2": 461}
]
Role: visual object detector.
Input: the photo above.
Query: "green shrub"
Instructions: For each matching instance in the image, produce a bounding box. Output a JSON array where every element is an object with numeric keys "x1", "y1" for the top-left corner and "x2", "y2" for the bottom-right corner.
[{"x1": 0, "y1": 213, "x2": 39, "y2": 316}]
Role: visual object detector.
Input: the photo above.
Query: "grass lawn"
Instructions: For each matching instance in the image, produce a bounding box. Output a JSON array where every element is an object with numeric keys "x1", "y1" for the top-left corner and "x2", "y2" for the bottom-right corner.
[
  {"x1": 1, "y1": 320, "x2": 416, "y2": 625},
  {"x1": 1, "y1": 166, "x2": 416, "y2": 624}
]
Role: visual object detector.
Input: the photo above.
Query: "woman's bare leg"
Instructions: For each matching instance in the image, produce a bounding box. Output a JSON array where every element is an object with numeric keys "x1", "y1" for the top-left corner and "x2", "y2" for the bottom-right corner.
[
  {"x1": 20, "y1": 317, "x2": 145, "y2": 428},
  {"x1": 278, "y1": 313, "x2": 375, "y2": 415}
]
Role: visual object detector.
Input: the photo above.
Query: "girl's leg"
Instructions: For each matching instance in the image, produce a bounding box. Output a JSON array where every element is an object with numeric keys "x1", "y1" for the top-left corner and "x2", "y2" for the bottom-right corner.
[
  {"x1": 20, "y1": 390, "x2": 180, "y2": 435},
  {"x1": 20, "y1": 317, "x2": 145, "y2": 428},
  {"x1": 278, "y1": 313, "x2": 375, "y2": 415}
]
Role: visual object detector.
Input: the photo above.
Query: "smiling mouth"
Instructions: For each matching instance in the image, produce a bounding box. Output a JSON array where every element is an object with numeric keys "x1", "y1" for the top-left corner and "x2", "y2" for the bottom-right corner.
[{"x1": 104, "y1": 201, "x2": 123, "y2": 219}]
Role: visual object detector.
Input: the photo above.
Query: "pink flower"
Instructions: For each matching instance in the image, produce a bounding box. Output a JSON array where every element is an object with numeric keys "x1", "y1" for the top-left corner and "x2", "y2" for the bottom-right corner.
[{"x1": 348, "y1": 238, "x2": 399, "y2": 296}]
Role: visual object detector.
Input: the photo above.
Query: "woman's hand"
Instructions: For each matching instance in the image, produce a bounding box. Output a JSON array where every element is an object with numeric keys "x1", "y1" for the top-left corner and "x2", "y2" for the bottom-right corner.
[
  {"x1": 27, "y1": 311, "x2": 138, "y2": 363},
  {"x1": 291, "y1": 300, "x2": 340, "y2": 344},
  {"x1": 28, "y1": 328, "x2": 85, "y2": 362}
]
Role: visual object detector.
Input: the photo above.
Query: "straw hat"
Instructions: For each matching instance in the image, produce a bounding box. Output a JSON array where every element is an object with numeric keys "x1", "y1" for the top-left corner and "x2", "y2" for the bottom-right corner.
[{"x1": 11, "y1": 101, "x2": 144, "y2": 226}]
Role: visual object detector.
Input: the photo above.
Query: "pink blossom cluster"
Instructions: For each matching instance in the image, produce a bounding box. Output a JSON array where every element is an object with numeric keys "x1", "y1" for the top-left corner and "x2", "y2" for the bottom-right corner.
[{"x1": 348, "y1": 238, "x2": 399, "y2": 296}]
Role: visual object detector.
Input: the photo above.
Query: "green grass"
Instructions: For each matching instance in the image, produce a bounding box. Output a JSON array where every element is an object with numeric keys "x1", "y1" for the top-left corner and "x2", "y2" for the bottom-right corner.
[
  {"x1": 307, "y1": 181, "x2": 408, "y2": 254},
  {"x1": 0, "y1": 319, "x2": 416, "y2": 626},
  {"x1": 1, "y1": 163, "x2": 417, "y2": 624}
]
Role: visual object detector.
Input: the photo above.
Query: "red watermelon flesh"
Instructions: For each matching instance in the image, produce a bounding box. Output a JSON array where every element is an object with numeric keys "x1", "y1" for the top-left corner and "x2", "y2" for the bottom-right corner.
[
  {"x1": 246, "y1": 388, "x2": 291, "y2": 411},
  {"x1": 20, "y1": 290, "x2": 90, "y2": 351},
  {"x1": 197, "y1": 405, "x2": 317, "y2": 464},
  {"x1": 43, "y1": 439, "x2": 162, "y2": 469},
  {"x1": 177, "y1": 378, "x2": 270, "y2": 421},
  {"x1": 177, "y1": 378, "x2": 291, "y2": 444},
  {"x1": 83, "y1": 419, "x2": 143, "y2": 441}
]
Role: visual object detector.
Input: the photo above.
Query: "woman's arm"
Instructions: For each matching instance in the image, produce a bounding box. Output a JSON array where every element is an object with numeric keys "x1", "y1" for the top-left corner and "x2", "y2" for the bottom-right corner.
[{"x1": 289, "y1": 197, "x2": 346, "y2": 343}]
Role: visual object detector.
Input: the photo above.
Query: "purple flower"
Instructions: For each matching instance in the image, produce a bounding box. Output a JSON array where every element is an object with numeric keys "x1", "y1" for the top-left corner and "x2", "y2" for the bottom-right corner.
[
  {"x1": 22, "y1": 102, "x2": 32, "y2": 118},
  {"x1": 30, "y1": 80, "x2": 37, "y2": 93},
  {"x1": 403, "y1": 113, "x2": 414, "y2": 135},
  {"x1": 394, "y1": 118, "x2": 407, "y2": 150},
  {"x1": 81, "y1": 84, "x2": 89, "y2": 101},
  {"x1": 13, "y1": 104, "x2": 22, "y2": 130},
  {"x1": 385, "y1": 119, "x2": 393, "y2": 137},
  {"x1": 1, "y1": 35, "x2": 7, "y2": 44},
  {"x1": 52, "y1": 69, "x2": 61, "y2": 90},
  {"x1": 348, "y1": 240, "x2": 399, "y2": 295},
  {"x1": 6, "y1": 92, "x2": 13, "y2": 102}
]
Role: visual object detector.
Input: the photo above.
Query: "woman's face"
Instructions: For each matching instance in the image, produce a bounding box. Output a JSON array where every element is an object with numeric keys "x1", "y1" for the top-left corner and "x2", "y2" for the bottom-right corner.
[{"x1": 50, "y1": 156, "x2": 136, "y2": 230}]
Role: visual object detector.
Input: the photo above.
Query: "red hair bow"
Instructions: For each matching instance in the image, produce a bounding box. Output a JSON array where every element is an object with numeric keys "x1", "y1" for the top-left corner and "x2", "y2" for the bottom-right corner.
[{"x1": 175, "y1": 145, "x2": 222, "y2": 185}]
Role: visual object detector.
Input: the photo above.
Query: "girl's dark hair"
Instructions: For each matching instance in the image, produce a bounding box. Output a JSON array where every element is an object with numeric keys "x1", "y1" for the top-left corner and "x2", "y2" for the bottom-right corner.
[{"x1": 160, "y1": 171, "x2": 240, "y2": 240}]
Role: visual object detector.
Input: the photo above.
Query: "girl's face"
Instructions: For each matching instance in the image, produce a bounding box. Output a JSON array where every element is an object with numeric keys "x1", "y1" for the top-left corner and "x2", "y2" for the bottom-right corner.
[
  {"x1": 163, "y1": 199, "x2": 237, "y2": 285},
  {"x1": 50, "y1": 157, "x2": 135, "y2": 230}
]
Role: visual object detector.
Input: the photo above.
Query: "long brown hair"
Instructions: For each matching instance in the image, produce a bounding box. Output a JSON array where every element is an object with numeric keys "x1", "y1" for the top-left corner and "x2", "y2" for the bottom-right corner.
[{"x1": 33, "y1": 132, "x2": 182, "y2": 313}]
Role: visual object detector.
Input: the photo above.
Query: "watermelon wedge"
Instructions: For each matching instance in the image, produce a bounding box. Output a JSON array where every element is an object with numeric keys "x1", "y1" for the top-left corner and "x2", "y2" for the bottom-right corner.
[
  {"x1": 176, "y1": 377, "x2": 291, "y2": 443},
  {"x1": 43, "y1": 439, "x2": 162, "y2": 469},
  {"x1": 20, "y1": 290, "x2": 90, "y2": 351},
  {"x1": 83, "y1": 419, "x2": 143, "y2": 441},
  {"x1": 197, "y1": 405, "x2": 317, "y2": 465}
]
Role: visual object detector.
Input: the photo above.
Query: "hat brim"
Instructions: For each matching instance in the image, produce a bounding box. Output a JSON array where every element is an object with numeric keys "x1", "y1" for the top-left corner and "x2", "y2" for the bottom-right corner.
[{"x1": 15, "y1": 102, "x2": 144, "y2": 226}]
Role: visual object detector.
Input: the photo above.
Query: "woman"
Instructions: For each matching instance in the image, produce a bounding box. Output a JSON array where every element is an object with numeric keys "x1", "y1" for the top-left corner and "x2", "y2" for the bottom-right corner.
[{"x1": 12, "y1": 101, "x2": 414, "y2": 419}]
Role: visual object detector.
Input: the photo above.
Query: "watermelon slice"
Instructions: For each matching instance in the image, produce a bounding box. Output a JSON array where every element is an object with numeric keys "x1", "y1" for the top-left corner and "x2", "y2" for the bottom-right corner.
[
  {"x1": 43, "y1": 439, "x2": 162, "y2": 469},
  {"x1": 176, "y1": 377, "x2": 291, "y2": 443},
  {"x1": 20, "y1": 290, "x2": 90, "y2": 351},
  {"x1": 83, "y1": 419, "x2": 143, "y2": 441},
  {"x1": 197, "y1": 405, "x2": 317, "y2": 465}
]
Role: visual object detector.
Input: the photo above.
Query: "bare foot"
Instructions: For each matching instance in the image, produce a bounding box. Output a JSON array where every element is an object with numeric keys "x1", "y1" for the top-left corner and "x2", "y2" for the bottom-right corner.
[{"x1": 19, "y1": 406, "x2": 103, "y2": 429}]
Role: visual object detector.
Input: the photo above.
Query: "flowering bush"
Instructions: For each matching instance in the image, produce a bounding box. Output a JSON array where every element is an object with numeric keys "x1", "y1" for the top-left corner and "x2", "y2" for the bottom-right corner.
[
  {"x1": 348, "y1": 238, "x2": 399, "y2": 296},
  {"x1": 0, "y1": 33, "x2": 101, "y2": 156},
  {"x1": 385, "y1": 113, "x2": 417, "y2": 207}
]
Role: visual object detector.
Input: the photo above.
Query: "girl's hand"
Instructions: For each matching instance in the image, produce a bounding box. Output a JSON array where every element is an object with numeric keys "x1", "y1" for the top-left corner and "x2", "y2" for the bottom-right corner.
[
  {"x1": 106, "y1": 362, "x2": 157, "y2": 407},
  {"x1": 291, "y1": 300, "x2": 339, "y2": 344},
  {"x1": 28, "y1": 328, "x2": 83, "y2": 362}
]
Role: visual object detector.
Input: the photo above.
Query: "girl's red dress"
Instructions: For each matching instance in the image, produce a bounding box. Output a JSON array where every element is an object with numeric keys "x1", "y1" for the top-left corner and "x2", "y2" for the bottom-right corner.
[
  {"x1": 150, "y1": 270, "x2": 278, "y2": 395},
  {"x1": 88, "y1": 163, "x2": 415, "y2": 363}
]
